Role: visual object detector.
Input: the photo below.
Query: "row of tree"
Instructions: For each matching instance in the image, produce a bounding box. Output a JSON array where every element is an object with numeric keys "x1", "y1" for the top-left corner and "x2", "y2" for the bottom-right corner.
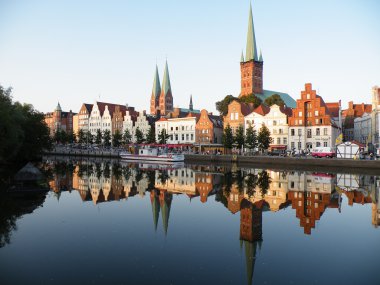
[{"x1": 222, "y1": 123, "x2": 273, "y2": 152}]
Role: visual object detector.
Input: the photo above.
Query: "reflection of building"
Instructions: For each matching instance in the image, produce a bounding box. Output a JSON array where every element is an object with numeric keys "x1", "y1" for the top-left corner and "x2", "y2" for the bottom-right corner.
[
  {"x1": 195, "y1": 172, "x2": 221, "y2": 203},
  {"x1": 287, "y1": 173, "x2": 337, "y2": 234},
  {"x1": 155, "y1": 168, "x2": 196, "y2": 196}
]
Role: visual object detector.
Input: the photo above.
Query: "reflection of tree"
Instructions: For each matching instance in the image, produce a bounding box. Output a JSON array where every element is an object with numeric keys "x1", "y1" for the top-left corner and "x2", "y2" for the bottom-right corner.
[
  {"x1": 146, "y1": 170, "x2": 156, "y2": 190},
  {"x1": 122, "y1": 166, "x2": 131, "y2": 181},
  {"x1": 158, "y1": 170, "x2": 169, "y2": 185},
  {"x1": 0, "y1": 193, "x2": 46, "y2": 248},
  {"x1": 135, "y1": 169, "x2": 143, "y2": 184},
  {"x1": 223, "y1": 171, "x2": 233, "y2": 194},
  {"x1": 95, "y1": 163, "x2": 102, "y2": 179},
  {"x1": 235, "y1": 170, "x2": 245, "y2": 193},
  {"x1": 257, "y1": 170, "x2": 271, "y2": 196},
  {"x1": 112, "y1": 163, "x2": 122, "y2": 180},
  {"x1": 245, "y1": 173, "x2": 258, "y2": 198},
  {"x1": 103, "y1": 163, "x2": 111, "y2": 179}
]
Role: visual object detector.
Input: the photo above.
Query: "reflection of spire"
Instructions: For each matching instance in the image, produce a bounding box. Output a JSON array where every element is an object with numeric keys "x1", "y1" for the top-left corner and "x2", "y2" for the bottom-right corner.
[
  {"x1": 160, "y1": 191, "x2": 172, "y2": 236},
  {"x1": 243, "y1": 240, "x2": 259, "y2": 285},
  {"x1": 150, "y1": 191, "x2": 160, "y2": 231}
]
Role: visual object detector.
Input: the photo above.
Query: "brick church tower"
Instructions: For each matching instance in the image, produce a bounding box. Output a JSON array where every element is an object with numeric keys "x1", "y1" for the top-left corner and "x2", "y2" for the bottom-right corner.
[
  {"x1": 159, "y1": 60, "x2": 174, "y2": 116},
  {"x1": 240, "y1": 3, "x2": 263, "y2": 97},
  {"x1": 150, "y1": 65, "x2": 161, "y2": 115}
]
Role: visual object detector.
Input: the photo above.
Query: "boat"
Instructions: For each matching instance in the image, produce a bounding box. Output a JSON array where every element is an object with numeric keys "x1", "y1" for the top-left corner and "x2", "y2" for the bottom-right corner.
[{"x1": 120, "y1": 147, "x2": 185, "y2": 162}]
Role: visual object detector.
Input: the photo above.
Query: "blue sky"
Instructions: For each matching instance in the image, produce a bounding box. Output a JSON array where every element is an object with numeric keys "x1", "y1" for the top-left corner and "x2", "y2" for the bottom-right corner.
[{"x1": 0, "y1": 0, "x2": 379, "y2": 114}]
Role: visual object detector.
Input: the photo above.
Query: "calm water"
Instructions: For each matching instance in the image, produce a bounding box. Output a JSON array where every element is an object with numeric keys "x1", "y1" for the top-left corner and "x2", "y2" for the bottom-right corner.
[{"x1": 0, "y1": 158, "x2": 379, "y2": 285}]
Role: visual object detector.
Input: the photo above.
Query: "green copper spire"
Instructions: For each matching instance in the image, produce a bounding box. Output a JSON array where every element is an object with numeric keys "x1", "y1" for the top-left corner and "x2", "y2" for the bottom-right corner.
[
  {"x1": 161, "y1": 194, "x2": 172, "y2": 236},
  {"x1": 245, "y1": 2, "x2": 258, "y2": 62},
  {"x1": 152, "y1": 65, "x2": 161, "y2": 99},
  {"x1": 161, "y1": 60, "x2": 172, "y2": 95},
  {"x1": 259, "y1": 49, "x2": 263, "y2": 62},
  {"x1": 240, "y1": 50, "x2": 245, "y2": 63}
]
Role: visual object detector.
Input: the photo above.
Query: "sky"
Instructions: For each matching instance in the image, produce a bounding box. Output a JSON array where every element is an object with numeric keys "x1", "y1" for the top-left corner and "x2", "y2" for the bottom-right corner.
[{"x1": 0, "y1": 0, "x2": 379, "y2": 114}]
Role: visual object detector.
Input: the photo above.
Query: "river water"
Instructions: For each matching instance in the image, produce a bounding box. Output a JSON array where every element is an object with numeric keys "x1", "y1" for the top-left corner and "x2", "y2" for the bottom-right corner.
[{"x1": 0, "y1": 158, "x2": 379, "y2": 285}]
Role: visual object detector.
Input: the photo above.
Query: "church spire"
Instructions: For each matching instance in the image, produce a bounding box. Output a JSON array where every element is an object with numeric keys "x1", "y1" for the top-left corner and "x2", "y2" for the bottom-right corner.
[
  {"x1": 245, "y1": 2, "x2": 258, "y2": 62},
  {"x1": 241, "y1": 50, "x2": 245, "y2": 63},
  {"x1": 161, "y1": 60, "x2": 172, "y2": 96},
  {"x1": 259, "y1": 49, "x2": 263, "y2": 62},
  {"x1": 152, "y1": 65, "x2": 161, "y2": 99},
  {"x1": 189, "y1": 95, "x2": 193, "y2": 111}
]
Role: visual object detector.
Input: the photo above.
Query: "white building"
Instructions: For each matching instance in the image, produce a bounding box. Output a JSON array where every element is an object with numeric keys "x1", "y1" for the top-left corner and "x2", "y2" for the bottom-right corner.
[
  {"x1": 354, "y1": 113, "x2": 372, "y2": 144},
  {"x1": 155, "y1": 115, "x2": 198, "y2": 144},
  {"x1": 78, "y1": 103, "x2": 93, "y2": 133},
  {"x1": 133, "y1": 111, "x2": 152, "y2": 142},
  {"x1": 244, "y1": 104, "x2": 292, "y2": 148}
]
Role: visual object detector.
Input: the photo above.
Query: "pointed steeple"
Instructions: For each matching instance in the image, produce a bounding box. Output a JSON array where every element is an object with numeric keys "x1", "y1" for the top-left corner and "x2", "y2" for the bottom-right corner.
[
  {"x1": 151, "y1": 192, "x2": 160, "y2": 231},
  {"x1": 258, "y1": 50, "x2": 263, "y2": 62},
  {"x1": 161, "y1": 193, "x2": 172, "y2": 236},
  {"x1": 152, "y1": 65, "x2": 161, "y2": 99},
  {"x1": 245, "y1": 2, "x2": 258, "y2": 62},
  {"x1": 55, "y1": 102, "x2": 62, "y2": 112},
  {"x1": 161, "y1": 60, "x2": 172, "y2": 95},
  {"x1": 189, "y1": 95, "x2": 193, "y2": 111},
  {"x1": 240, "y1": 50, "x2": 245, "y2": 63}
]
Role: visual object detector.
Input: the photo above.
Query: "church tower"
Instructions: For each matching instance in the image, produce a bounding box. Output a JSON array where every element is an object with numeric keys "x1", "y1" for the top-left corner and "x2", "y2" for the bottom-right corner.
[
  {"x1": 240, "y1": 3, "x2": 263, "y2": 97},
  {"x1": 189, "y1": 95, "x2": 193, "y2": 111},
  {"x1": 159, "y1": 60, "x2": 174, "y2": 116},
  {"x1": 150, "y1": 65, "x2": 161, "y2": 115}
]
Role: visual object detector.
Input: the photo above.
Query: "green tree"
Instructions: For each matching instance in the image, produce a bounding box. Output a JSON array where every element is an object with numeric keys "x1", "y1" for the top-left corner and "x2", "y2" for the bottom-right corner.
[
  {"x1": 78, "y1": 129, "x2": 85, "y2": 144},
  {"x1": 264, "y1": 94, "x2": 285, "y2": 107},
  {"x1": 123, "y1": 129, "x2": 132, "y2": 145},
  {"x1": 146, "y1": 127, "x2": 156, "y2": 144},
  {"x1": 67, "y1": 131, "x2": 76, "y2": 144},
  {"x1": 103, "y1": 130, "x2": 111, "y2": 147},
  {"x1": 95, "y1": 129, "x2": 102, "y2": 145},
  {"x1": 135, "y1": 127, "x2": 145, "y2": 144},
  {"x1": 239, "y1": 93, "x2": 262, "y2": 108},
  {"x1": 257, "y1": 123, "x2": 273, "y2": 152},
  {"x1": 158, "y1": 129, "x2": 169, "y2": 144},
  {"x1": 86, "y1": 131, "x2": 93, "y2": 145},
  {"x1": 215, "y1": 95, "x2": 238, "y2": 116},
  {"x1": 112, "y1": 130, "x2": 122, "y2": 147},
  {"x1": 222, "y1": 124, "x2": 234, "y2": 150},
  {"x1": 234, "y1": 124, "x2": 245, "y2": 150},
  {"x1": 245, "y1": 124, "x2": 257, "y2": 151},
  {"x1": 258, "y1": 170, "x2": 271, "y2": 195}
]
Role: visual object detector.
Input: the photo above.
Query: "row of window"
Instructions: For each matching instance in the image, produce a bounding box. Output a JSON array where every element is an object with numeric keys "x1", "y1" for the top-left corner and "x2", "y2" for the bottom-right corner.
[{"x1": 290, "y1": 128, "x2": 328, "y2": 137}]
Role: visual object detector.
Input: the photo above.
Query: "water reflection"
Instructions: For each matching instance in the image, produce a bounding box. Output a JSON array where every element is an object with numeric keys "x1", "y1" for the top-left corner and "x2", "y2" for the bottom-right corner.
[{"x1": 2, "y1": 159, "x2": 379, "y2": 285}]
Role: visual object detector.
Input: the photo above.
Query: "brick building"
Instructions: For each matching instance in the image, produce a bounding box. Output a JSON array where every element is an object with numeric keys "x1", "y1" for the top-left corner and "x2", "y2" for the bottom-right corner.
[
  {"x1": 195, "y1": 109, "x2": 223, "y2": 145},
  {"x1": 224, "y1": 100, "x2": 255, "y2": 134},
  {"x1": 288, "y1": 83, "x2": 340, "y2": 151},
  {"x1": 342, "y1": 101, "x2": 372, "y2": 141},
  {"x1": 44, "y1": 103, "x2": 75, "y2": 136}
]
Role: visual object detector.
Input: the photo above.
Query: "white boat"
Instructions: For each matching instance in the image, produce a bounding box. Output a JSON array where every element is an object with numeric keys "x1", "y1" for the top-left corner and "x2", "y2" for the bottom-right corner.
[{"x1": 120, "y1": 148, "x2": 185, "y2": 162}]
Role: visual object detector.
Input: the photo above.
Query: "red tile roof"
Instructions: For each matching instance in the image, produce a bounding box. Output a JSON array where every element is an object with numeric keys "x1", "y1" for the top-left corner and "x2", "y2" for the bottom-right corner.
[
  {"x1": 325, "y1": 102, "x2": 340, "y2": 117},
  {"x1": 253, "y1": 104, "x2": 270, "y2": 116}
]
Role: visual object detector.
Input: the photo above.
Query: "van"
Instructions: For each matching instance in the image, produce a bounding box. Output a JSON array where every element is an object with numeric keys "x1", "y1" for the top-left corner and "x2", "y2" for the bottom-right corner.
[{"x1": 311, "y1": 147, "x2": 335, "y2": 158}]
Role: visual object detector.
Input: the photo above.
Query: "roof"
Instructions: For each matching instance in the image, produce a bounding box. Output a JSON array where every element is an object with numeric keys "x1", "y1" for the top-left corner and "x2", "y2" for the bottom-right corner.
[
  {"x1": 157, "y1": 117, "x2": 168, "y2": 122},
  {"x1": 255, "y1": 90, "x2": 296, "y2": 108},
  {"x1": 14, "y1": 163, "x2": 44, "y2": 181},
  {"x1": 152, "y1": 65, "x2": 161, "y2": 99},
  {"x1": 161, "y1": 60, "x2": 172, "y2": 95},
  {"x1": 245, "y1": 3, "x2": 258, "y2": 62},
  {"x1": 253, "y1": 104, "x2": 270, "y2": 116},
  {"x1": 325, "y1": 102, "x2": 340, "y2": 118},
  {"x1": 209, "y1": 115, "x2": 223, "y2": 128},
  {"x1": 279, "y1": 104, "x2": 293, "y2": 117},
  {"x1": 95, "y1": 101, "x2": 127, "y2": 117},
  {"x1": 84, "y1": 103, "x2": 93, "y2": 113}
]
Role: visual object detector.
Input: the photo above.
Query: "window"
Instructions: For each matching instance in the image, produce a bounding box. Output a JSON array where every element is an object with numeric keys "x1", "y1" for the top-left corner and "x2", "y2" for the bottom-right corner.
[
  {"x1": 299, "y1": 119, "x2": 302, "y2": 125},
  {"x1": 323, "y1": 142, "x2": 328, "y2": 147},
  {"x1": 230, "y1": 113, "x2": 234, "y2": 120},
  {"x1": 273, "y1": 120, "x2": 277, "y2": 126},
  {"x1": 316, "y1": 128, "x2": 320, "y2": 136},
  {"x1": 283, "y1": 138, "x2": 287, "y2": 145},
  {"x1": 307, "y1": 129, "x2": 312, "y2": 138},
  {"x1": 234, "y1": 113, "x2": 239, "y2": 120},
  {"x1": 298, "y1": 141, "x2": 302, "y2": 149},
  {"x1": 291, "y1": 142, "x2": 295, "y2": 149},
  {"x1": 181, "y1": 134, "x2": 184, "y2": 141},
  {"x1": 298, "y1": 129, "x2": 302, "y2": 136},
  {"x1": 291, "y1": 129, "x2": 295, "y2": 136},
  {"x1": 315, "y1": 110, "x2": 319, "y2": 116},
  {"x1": 316, "y1": 142, "x2": 321, "y2": 147},
  {"x1": 315, "y1": 119, "x2": 319, "y2": 125},
  {"x1": 307, "y1": 94, "x2": 310, "y2": 99},
  {"x1": 298, "y1": 111, "x2": 302, "y2": 117},
  {"x1": 191, "y1": 134, "x2": 194, "y2": 140},
  {"x1": 277, "y1": 138, "x2": 281, "y2": 144},
  {"x1": 323, "y1": 128, "x2": 328, "y2": 135},
  {"x1": 279, "y1": 129, "x2": 283, "y2": 134}
]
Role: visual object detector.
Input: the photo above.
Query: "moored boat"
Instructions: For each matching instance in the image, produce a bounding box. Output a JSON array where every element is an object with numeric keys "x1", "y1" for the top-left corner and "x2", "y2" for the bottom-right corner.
[{"x1": 120, "y1": 148, "x2": 184, "y2": 162}]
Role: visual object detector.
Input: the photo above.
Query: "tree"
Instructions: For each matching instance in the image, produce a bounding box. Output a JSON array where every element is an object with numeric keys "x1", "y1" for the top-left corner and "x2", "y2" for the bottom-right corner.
[
  {"x1": 234, "y1": 125, "x2": 245, "y2": 150},
  {"x1": 215, "y1": 95, "x2": 238, "y2": 116},
  {"x1": 257, "y1": 123, "x2": 273, "y2": 152},
  {"x1": 103, "y1": 130, "x2": 111, "y2": 147},
  {"x1": 135, "y1": 127, "x2": 145, "y2": 144},
  {"x1": 78, "y1": 129, "x2": 85, "y2": 144},
  {"x1": 239, "y1": 93, "x2": 262, "y2": 108},
  {"x1": 264, "y1": 94, "x2": 285, "y2": 107},
  {"x1": 112, "y1": 130, "x2": 122, "y2": 147},
  {"x1": 95, "y1": 129, "x2": 102, "y2": 145},
  {"x1": 158, "y1": 129, "x2": 169, "y2": 144},
  {"x1": 257, "y1": 170, "x2": 271, "y2": 195},
  {"x1": 245, "y1": 124, "x2": 257, "y2": 151},
  {"x1": 85, "y1": 131, "x2": 93, "y2": 144},
  {"x1": 222, "y1": 124, "x2": 234, "y2": 150},
  {"x1": 123, "y1": 129, "x2": 132, "y2": 145},
  {"x1": 146, "y1": 127, "x2": 156, "y2": 144},
  {"x1": 67, "y1": 131, "x2": 76, "y2": 144}
]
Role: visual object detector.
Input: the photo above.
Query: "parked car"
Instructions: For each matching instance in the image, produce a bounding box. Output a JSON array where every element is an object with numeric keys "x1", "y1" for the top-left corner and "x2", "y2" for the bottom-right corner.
[
  {"x1": 311, "y1": 147, "x2": 336, "y2": 158},
  {"x1": 268, "y1": 149, "x2": 287, "y2": 156}
]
